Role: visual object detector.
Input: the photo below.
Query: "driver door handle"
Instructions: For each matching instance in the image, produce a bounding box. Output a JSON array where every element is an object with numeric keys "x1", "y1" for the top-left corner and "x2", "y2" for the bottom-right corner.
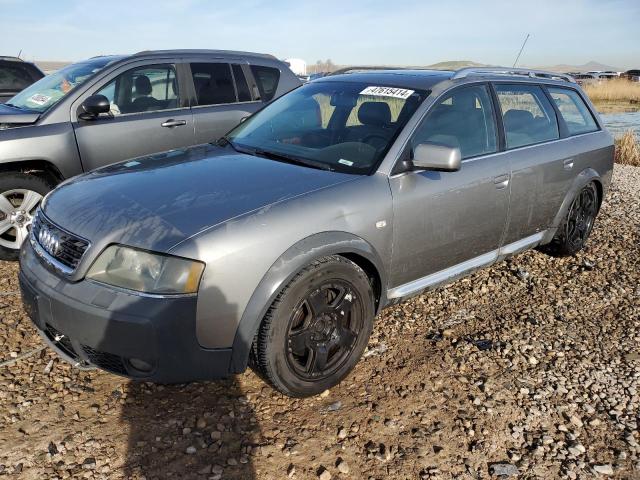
[
  {"x1": 161, "y1": 119, "x2": 187, "y2": 128},
  {"x1": 494, "y1": 174, "x2": 510, "y2": 189}
]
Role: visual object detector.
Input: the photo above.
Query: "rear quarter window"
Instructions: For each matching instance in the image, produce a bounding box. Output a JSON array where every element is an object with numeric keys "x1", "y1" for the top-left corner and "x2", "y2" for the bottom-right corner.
[
  {"x1": 547, "y1": 87, "x2": 599, "y2": 136},
  {"x1": 250, "y1": 65, "x2": 280, "y2": 102},
  {"x1": 0, "y1": 64, "x2": 36, "y2": 91}
]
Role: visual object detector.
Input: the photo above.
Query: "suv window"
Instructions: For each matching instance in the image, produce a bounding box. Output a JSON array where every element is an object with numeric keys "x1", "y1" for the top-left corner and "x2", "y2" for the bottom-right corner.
[
  {"x1": 191, "y1": 63, "x2": 236, "y2": 106},
  {"x1": 250, "y1": 65, "x2": 280, "y2": 102},
  {"x1": 547, "y1": 87, "x2": 598, "y2": 136},
  {"x1": 411, "y1": 84, "x2": 498, "y2": 159},
  {"x1": 232, "y1": 65, "x2": 252, "y2": 102},
  {"x1": 0, "y1": 64, "x2": 36, "y2": 91},
  {"x1": 495, "y1": 84, "x2": 559, "y2": 149},
  {"x1": 96, "y1": 64, "x2": 179, "y2": 115}
]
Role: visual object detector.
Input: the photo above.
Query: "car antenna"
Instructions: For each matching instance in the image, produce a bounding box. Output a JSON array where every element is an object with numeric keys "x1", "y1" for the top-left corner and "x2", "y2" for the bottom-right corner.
[
  {"x1": 512, "y1": 33, "x2": 530, "y2": 68},
  {"x1": 17, "y1": 49, "x2": 22, "y2": 59}
]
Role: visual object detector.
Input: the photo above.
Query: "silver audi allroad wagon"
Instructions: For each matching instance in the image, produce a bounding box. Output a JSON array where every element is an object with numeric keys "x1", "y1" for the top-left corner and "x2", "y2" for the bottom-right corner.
[{"x1": 19, "y1": 67, "x2": 614, "y2": 397}]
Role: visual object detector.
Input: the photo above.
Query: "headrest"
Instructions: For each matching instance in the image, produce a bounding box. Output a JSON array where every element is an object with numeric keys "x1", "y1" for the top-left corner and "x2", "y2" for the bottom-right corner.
[
  {"x1": 135, "y1": 75, "x2": 152, "y2": 96},
  {"x1": 452, "y1": 89, "x2": 478, "y2": 110},
  {"x1": 503, "y1": 109, "x2": 535, "y2": 130},
  {"x1": 358, "y1": 102, "x2": 391, "y2": 127},
  {"x1": 292, "y1": 98, "x2": 321, "y2": 128}
]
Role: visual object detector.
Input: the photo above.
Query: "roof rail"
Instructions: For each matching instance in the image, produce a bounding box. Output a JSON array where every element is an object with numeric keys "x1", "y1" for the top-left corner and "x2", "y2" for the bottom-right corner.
[
  {"x1": 132, "y1": 49, "x2": 277, "y2": 60},
  {"x1": 0, "y1": 56, "x2": 24, "y2": 62},
  {"x1": 452, "y1": 67, "x2": 576, "y2": 83},
  {"x1": 329, "y1": 66, "x2": 408, "y2": 76}
]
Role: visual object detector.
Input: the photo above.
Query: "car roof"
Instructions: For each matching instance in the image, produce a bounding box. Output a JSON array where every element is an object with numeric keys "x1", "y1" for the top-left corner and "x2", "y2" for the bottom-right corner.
[
  {"x1": 318, "y1": 69, "x2": 455, "y2": 90},
  {"x1": 318, "y1": 67, "x2": 581, "y2": 90}
]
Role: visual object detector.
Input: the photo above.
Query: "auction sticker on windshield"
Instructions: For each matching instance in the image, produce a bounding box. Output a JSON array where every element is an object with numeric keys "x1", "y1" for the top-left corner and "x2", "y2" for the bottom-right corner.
[
  {"x1": 28, "y1": 94, "x2": 52, "y2": 106},
  {"x1": 360, "y1": 86, "x2": 414, "y2": 99}
]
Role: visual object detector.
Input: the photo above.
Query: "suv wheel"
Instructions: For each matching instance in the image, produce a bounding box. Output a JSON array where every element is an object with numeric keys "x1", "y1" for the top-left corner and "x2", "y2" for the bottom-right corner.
[
  {"x1": 251, "y1": 255, "x2": 375, "y2": 397},
  {"x1": 0, "y1": 173, "x2": 54, "y2": 261},
  {"x1": 544, "y1": 182, "x2": 599, "y2": 257}
]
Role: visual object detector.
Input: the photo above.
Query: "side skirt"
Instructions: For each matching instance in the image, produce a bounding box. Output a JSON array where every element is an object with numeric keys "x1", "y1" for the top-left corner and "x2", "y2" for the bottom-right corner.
[{"x1": 386, "y1": 231, "x2": 546, "y2": 301}]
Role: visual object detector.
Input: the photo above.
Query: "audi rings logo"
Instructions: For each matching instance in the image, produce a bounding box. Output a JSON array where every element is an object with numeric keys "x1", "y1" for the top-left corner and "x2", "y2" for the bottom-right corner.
[{"x1": 38, "y1": 226, "x2": 62, "y2": 257}]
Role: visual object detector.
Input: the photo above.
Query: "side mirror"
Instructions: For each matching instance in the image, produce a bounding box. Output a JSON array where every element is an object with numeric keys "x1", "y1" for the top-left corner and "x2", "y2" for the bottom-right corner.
[
  {"x1": 79, "y1": 94, "x2": 110, "y2": 120},
  {"x1": 412, "y1": 142, "x2": 461, "y2": 172}
]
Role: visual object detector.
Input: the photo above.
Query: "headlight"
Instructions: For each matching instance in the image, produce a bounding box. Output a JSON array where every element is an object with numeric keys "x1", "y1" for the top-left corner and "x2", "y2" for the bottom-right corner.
[{"x1": 86, "y1": 245, "x2": 205, "y2": 295}]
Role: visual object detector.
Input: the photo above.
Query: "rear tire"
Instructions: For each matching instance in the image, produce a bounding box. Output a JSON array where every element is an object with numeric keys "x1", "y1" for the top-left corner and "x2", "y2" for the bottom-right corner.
[
  {"x1": 543, "y1": 182, "x2": 599, "y2": 257},
  {"x1": 0, "y1": 172, "x2": 55, "y2": 261},
  {"x1": 251, "y1": 255, "x2": 375, "y2": 397}
]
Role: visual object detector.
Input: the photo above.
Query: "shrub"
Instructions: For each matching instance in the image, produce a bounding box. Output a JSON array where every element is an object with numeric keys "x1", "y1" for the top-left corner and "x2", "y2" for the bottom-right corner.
[{"x1": 615, "y1": 130, "x2": 640, "y2": 166}]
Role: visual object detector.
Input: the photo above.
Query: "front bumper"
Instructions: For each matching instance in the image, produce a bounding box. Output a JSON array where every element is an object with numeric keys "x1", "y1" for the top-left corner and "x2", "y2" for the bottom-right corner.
[{"x1": 19, "y1": 241, "x2": 233, "y2": 383}]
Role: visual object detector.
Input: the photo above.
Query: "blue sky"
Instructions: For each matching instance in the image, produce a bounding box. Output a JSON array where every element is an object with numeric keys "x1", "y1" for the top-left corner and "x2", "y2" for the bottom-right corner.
[{"x1": 1, "y1": 0, "x2": 638, "y2": 68}]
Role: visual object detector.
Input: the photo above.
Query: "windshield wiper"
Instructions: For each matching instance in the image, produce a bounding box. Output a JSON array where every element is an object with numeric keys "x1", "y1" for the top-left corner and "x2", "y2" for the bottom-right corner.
[
  {"x1": 215, "y1": 135, "x2": 240, "y2": 152},
  {"x1": 4, "y1": 103, "x2": 21, "y2": 110},
  {"x1": 251, "y1": 148, "x2": 334, "y2": 171}
]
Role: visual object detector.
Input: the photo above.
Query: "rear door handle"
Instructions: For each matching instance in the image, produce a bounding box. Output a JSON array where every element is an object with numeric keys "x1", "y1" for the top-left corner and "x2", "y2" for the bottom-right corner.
[
  {"x1": 563, "y1": 158, "x2": 574, "y2": 170},
  {"x1": 161, "y1": 119, "x2": 187, "y2": 128},
  {"x1": 494, "y1": 174, "x2": 510, "y2": 189}
]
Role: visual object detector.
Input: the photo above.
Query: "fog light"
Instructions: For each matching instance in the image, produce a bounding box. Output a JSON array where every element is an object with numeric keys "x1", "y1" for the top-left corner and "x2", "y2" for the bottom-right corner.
[{"x1": 128, "y1": 358, "x2": 153, "y2": 373}]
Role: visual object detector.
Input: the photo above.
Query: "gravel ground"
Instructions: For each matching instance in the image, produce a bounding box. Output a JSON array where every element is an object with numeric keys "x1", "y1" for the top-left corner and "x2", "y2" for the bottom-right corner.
[{"x1": 0, "y1": 164, "x2": 639, "y2": 480}]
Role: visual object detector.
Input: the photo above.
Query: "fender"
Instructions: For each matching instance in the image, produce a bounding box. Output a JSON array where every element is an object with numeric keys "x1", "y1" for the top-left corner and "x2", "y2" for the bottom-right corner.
[
  {"x1": 229, "y1": 231, "x2": 386, "y2": 373},
  {"x1": 542, "y1": 167, "x2": 603, "y2": 244}
]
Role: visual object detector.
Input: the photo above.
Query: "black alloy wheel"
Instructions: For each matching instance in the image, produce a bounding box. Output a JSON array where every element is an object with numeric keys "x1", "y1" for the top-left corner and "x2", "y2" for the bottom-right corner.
[
  {"x1": 251, "y1": 255, "x2": 375, "y2": 397},
  {"x1": 285, "y1": 280, "x2": 364, "y2": 381}
]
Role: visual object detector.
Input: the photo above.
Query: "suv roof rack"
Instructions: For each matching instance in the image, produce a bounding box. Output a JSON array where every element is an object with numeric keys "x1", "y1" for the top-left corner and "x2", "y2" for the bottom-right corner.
[
  {"x1": 0, "y1": 56, "x2": 24, "y2": 62},
  {"x1": 452, "y1": 67, "x2": 576, "y2": 83},
  {"x1": 329, "y1": 66, "x2": 408, "y2": 76},
  {"x1": 132, "y1": 49, "x2": 276, "y2": 60}
]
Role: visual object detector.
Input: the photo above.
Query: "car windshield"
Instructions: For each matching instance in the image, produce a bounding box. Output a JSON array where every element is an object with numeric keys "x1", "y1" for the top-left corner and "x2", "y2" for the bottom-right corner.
[
  {"x1": 7, "y1": 56, "x2": 119, "y2": 113},
  {"x1": 227, "y1": 81, "x2": 429, "y2": 174}
]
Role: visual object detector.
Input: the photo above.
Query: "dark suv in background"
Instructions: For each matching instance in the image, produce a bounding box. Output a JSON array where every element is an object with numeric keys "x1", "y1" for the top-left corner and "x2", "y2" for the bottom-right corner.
[
  {"x1": 0, "y1": 50, "x2": 301, "y2": 259},
  {"x1": 0, "y1": 56, "x2": 44, "y2": 103}
]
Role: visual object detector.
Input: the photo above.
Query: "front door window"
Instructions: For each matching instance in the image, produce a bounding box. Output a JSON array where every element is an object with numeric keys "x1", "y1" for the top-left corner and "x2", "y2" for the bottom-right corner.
[{"x1": 95, "y1": 64, "x2": 179, "y2": 115}]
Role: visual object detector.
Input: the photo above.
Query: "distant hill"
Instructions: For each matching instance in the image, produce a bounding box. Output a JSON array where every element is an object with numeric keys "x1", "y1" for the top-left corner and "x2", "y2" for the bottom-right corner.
[
  {"x1": 531, "y1": 61, "x2": 623, "y2": 73},
  {"x1": 35, "y1": 61, "x2": 70, "y2": 73}
]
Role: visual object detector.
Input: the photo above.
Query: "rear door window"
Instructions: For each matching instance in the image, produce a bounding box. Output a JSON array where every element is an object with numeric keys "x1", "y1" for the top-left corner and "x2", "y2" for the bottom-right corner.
[
  {"x1": 250, "y1": 65, "x2": 280, "y2": 101},
  {"x1": 190, "y1": 63, "x2": 236, "y2": 106},
  {"x1": 547, "y1": 87, "x2": 598, "y2": 135},
  {"x1": 494, "y1": 84, "x2": 559, "y2": 149},
  {"x1": 411, "y1": 84, "x2": 498, "y2": 159}
]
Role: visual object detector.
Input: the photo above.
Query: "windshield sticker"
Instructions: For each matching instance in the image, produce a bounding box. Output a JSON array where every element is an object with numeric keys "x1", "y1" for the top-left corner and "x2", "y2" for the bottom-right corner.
[
  {"x1": 338, "y1": 159, "x2": 354, "y2": 166},
  {"x1": 27, "y1": 94, "x2": 52, "y2": 106},
  {"x1": 360, "y1": 86, "x2": 415, "y2": 99}
]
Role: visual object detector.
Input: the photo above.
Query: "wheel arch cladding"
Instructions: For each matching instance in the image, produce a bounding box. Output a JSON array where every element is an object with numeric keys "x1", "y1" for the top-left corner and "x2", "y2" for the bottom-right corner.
[
  {"x1": 229, "y1": 231, "x2": 386, "y2": 373},
  {"x1": 0, "y1": 159, "x2": 64, "y2": 184},
  {"x1": 544, "y1": 168, "x2": 603, "y2": 244}
]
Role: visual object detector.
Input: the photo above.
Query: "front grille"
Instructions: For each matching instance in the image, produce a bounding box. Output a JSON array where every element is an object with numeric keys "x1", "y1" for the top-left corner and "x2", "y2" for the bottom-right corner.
[
  {"x1": 44, "y1": 324, "x2": 79, "y2": 360},
  {"x1": 81, "y1": 345, "x2": 128, "y2": 376},
  {"x1": 31, "y1": 210, "x2": 89, "y2": 271}
]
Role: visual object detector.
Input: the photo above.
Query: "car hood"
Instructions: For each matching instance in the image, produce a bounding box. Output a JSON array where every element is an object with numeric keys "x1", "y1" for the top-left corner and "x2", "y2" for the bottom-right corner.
[
  {"x1": 43, "y1": 144, "x2": 356, "y2": 252},
  {"x1": 0, "y1": 103, "x2": 40, "y2": 125}
]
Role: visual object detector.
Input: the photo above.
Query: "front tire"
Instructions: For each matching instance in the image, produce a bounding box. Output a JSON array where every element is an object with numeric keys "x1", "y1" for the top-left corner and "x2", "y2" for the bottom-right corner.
[
  {"x1": 544, "y1": 182, "x2": 599, "y2": 257},
  {"x1": 0, "y1": 172, "x2": 54, "y2": 261},
  {"x1": 251, "y1": 255, "x2": 375, "y2": 397}
]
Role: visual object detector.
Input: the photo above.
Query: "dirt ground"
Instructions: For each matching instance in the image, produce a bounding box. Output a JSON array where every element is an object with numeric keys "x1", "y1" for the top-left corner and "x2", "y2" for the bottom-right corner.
[{"x1": 1, "y1": 165, "x2": 639, "y2": 480}]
